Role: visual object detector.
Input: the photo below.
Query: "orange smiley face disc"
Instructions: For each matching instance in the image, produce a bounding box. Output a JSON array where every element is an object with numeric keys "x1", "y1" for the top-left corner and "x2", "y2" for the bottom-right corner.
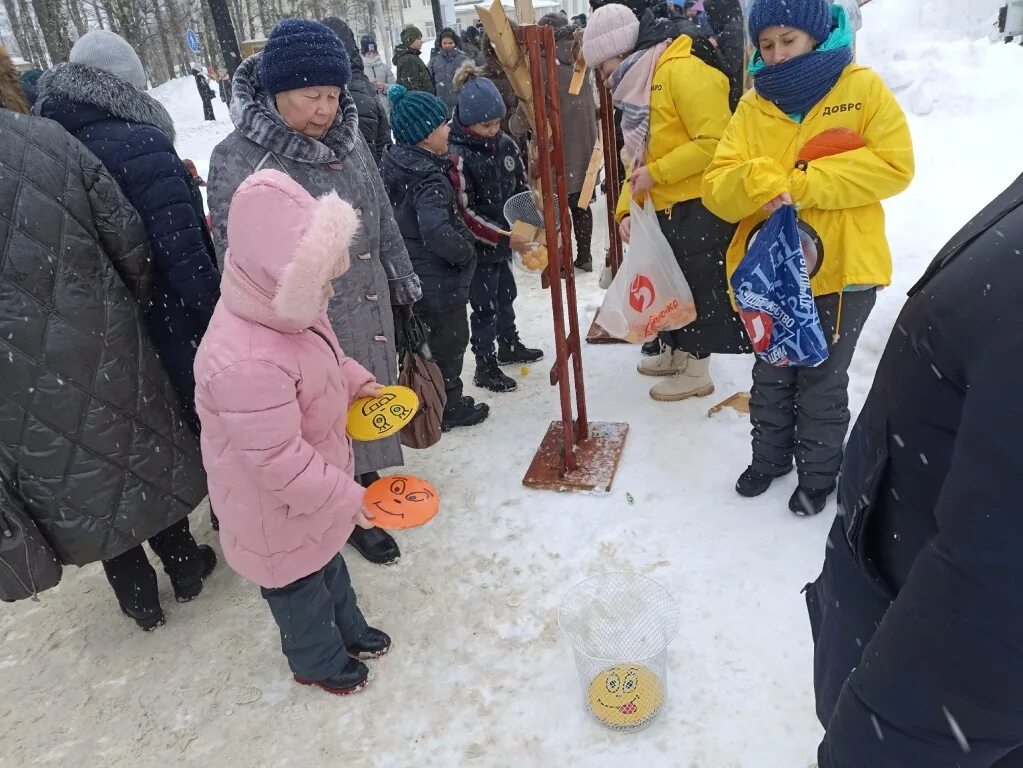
[{"x1": 363, "y1": 475, "x2": 440, "y2": 530}]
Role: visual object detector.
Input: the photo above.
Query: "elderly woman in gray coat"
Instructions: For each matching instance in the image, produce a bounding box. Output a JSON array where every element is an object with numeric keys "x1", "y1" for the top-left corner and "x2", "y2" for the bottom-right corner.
[{"x1": 208, "y1": 20, "x2": 422, "y2": 565}]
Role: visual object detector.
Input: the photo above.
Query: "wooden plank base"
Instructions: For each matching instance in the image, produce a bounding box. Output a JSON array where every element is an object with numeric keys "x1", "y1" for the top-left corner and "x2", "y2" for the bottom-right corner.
[{"x1": 522, "y1": 421, "x2": 629, "y2": 493}]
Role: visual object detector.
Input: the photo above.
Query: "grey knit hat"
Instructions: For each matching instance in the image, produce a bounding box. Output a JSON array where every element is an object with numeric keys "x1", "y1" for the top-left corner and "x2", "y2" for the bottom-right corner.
[{"x1": 70, "y1": 30, "x2": 147, "y2": 89}]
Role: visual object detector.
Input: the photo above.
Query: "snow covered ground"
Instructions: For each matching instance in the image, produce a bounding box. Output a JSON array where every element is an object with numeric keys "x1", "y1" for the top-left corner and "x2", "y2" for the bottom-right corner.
[{"x1": 3, "y1": 3, "x2": 1023, "y2": 766}]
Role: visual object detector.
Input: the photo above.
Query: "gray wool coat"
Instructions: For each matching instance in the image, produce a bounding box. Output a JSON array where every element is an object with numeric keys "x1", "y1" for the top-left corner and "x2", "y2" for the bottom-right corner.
[{"x1": 208, "y1": 55, "x2": 422, "y2": 475}]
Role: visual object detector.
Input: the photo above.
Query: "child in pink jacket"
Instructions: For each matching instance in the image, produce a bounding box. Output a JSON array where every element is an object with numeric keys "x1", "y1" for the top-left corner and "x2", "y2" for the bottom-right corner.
[{"x1": 194, "y1": 169, "x2": 390, "y2": 696}]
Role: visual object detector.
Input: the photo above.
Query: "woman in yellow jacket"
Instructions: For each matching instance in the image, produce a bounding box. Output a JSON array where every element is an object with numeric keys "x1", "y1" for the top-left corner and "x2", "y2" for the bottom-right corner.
[
  {"x1": 583, "y1": 4, "x2": 751, "y2": 402},
  {"x1": 703, "y1": 0, "x2": 914, "y2": 514}
]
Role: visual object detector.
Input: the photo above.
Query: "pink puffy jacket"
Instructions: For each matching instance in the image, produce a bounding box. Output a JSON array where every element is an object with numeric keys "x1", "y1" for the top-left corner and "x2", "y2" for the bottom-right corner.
[{"x1": 194, "y1": 170, "x2": 374, "y2": 588}]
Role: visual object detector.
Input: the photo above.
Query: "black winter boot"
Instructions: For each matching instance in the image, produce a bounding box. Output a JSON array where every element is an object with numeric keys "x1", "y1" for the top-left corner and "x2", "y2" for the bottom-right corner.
[
  {"x1": 735, "y1": 465, "x2": 793, "y2": 498},
  {"x1": 348, "y1": 527, "x2": 401, "y2": 565},
  {"x1": 474, "y1": 357, "x2": 518, "y2": 392},
  {"x1": 641, "y1": 339, "x2": 663, "y2": 357},
  {"x1": 294, "y1": 657, "x2": 369, "y2": 696},
  {"x1": 348, "y1": 627, "x2": 392, "y2": 660},
  {"x1": 574, "y1": 255, "x2": 593, "y2": 273},
  {"x1": 788, "y1": 483, "x2": 836, "y2": 516},
  {"x1": 171, "y1": 545, "x2": 218, "y2": 603},
  {"x1": 497, "y1": 339, "x2": 543, "y2": 366},
  {"x1": 442, "y1": 396, "x2": 490, "y2": 431}
]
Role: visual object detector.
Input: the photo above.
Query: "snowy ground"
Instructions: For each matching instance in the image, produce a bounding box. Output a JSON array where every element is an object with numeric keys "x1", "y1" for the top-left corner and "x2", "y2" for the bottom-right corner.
[{"x1": 3, "y1": 3, "x2": 1023, "y2": 766}]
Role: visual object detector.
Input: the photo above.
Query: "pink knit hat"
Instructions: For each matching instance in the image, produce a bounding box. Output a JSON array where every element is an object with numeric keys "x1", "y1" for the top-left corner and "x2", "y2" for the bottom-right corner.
[{"x1": 582, "y1": 4, "x2": 641, "y2": 69}]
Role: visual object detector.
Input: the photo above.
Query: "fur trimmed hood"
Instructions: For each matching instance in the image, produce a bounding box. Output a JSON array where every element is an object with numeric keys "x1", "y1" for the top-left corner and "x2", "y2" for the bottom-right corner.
[
  {"x1": 0, "y1": 46, "x2": 29, "y2": 114},
  {"x1": 35, "y1": 62, "x2": 175, "y2": 142},
  {"x1": 228, "y1": 54, "x2": 361, "y2": 164},
  {"x1": 220, "y1": 169, "x2": 360, "y2": 332}
]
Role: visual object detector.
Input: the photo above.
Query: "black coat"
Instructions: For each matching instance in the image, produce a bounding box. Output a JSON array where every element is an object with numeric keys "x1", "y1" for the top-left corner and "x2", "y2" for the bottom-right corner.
[
  {"x1": 381, "y1": 145, "x2": 477, "y2": 315},
  {"x1": 0, "y1": 109, "x2": 207, "y2": 567},
  {"x1": 703, "y1": 0, "x2": 744, "y2": 111},
  {"x1": 447, "y1": 118, "x2": 527, "y2": 264},
  {"x1": 37, "y1": 64, "x2": 221, "y2": 430},
  {"x1": 808, "y1": 173, "x2": 1023, "y2": 767},
  {"x1": 321, "y1": 16, "x2": 393, "y2": 163}
]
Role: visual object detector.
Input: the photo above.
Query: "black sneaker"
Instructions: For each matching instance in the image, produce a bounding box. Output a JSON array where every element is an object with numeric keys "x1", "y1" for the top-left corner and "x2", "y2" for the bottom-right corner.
[
  {"x1": 348, "y1": 627, "x2": 392, "y2": 660},
  {"x1": 474, "y1": 358, "x2": 518, "y2": 392},
  {"x1": 789, "y1": 484, "x2": 836, "y2": 516},
  {"x1": 294, "y1": 658, "x2": 369, "y2": 696},
  {"x1": 121, "y1": 605, "x2": 166, "y2": 632},
  {"x1": 348, "y1": 526, "x2": 400, "y2": 565},
  {"x1": 497, "y1": 340, "x2": 544, "y2": 366},
  {"x1": 735, "y1": 465, "x2": 793, "y2": 498},
  {"x1": 442, "y1": 396, "x2": 490, "y2": 431},
  {"x1": 172, "y1": 545, "x2": 218, "y2": 603},
  {"x1": 641, "y1": 339, "x2": 662, "y2": 357}
]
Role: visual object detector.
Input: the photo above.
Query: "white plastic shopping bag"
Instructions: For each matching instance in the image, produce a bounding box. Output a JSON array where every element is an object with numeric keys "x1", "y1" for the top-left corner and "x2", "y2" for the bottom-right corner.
[{"x1": 596, "y1": 197, "x2": 697, "y2": 343}]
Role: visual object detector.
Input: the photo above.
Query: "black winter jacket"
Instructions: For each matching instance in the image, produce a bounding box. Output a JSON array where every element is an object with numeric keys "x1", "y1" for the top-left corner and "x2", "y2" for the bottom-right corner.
[
  {"x1": 381, "y1": 145, "x2": 477, "y2": 314},
  {"x1": 448, "y1": 118, "x2": 528, "y2": 264},
  {"x1": 0, "y1": 109, "x2": 207, "y2": 567},
  {"x1": 808, "y1": 173, "x2": 1023, "y2": 768},
  {"x1": 37, "y1": 64, "x2": 221, "y2": 431},
  {"x1": 393, "y1": 44, "x2": 435, "y2": 94},
  {"x1": 322, "y1": 16, "x2": 393, "y2": 163}
]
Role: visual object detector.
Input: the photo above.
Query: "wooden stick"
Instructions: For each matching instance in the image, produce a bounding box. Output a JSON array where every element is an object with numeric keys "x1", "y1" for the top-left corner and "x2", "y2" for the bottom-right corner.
[
  {"x1": 569, "y1": 52, "x2": 586, "y2": 96},
  {"x1": 576, "y1": 137, "x2": 603, "y2": 210}
]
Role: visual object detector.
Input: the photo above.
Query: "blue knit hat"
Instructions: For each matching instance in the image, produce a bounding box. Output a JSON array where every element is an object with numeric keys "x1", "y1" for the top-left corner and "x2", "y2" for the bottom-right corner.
[
  {"x1": 747, "y1": 0, "x2": 832, "y2": 46},
  {"x1": 260, "y1": 19, "x2": 351, "y2": 95},
  {"x1": 388, "y1": 84, "x2": 449, "y2": 145},
  {"x1": 454, "y1": 65, "x2": 506, "y2": 126}
]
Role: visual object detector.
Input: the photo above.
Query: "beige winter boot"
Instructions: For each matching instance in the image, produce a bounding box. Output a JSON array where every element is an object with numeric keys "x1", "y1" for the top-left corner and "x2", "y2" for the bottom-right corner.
[
  {"x1": 637, "y1": 346, "x2": 688, "y2": 377},
  {"x1": 649, "y1": 354, "x2": 715, "y2": 401}
]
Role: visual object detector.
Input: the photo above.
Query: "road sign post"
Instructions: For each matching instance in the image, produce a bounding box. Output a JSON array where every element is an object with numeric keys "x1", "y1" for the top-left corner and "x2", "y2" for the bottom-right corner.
[{"x1": 186, "y1": 28, "x2": 200, "y2": 53}]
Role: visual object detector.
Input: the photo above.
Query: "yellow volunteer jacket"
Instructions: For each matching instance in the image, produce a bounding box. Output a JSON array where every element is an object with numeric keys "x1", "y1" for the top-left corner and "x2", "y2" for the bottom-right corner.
[
  {"x1": 702, "y1": 64, "x2": 914, "y2": 298},
  {"x1": 614, "y1": 35, "x2": 731, "y2": 222}
]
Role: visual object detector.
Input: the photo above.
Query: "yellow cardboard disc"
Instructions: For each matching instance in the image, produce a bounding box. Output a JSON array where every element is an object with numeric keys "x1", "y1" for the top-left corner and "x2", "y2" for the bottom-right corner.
[
  {"x1": 347, "y1": 385, "x2": 419, "y2": 441},
  {"x1": 587, "y1": 664, "x2": 664, "y2": 728}
]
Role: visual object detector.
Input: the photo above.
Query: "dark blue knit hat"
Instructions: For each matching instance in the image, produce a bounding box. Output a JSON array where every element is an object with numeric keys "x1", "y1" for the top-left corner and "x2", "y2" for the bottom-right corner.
[
  {"x1": 455, "y1": 67, "x2": 506, "y2": 126},
  {"x1": 360, "y1": 35, "x2": 376, "y2": 54},
  {"x1": 260, "y1": 19, "x2": 351, "y2": 95},
  {"x1": 747, "y1": 0, "x2": 832, "y2": 46},
  {"x1": 388, "y1": 84, "x2": 449, "y2": 145}
]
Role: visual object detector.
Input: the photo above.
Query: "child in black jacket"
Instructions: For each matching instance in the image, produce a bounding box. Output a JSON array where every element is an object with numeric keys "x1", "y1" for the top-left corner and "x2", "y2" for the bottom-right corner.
[
  {"x1": 381, "y1": 85, "x2": 489, "y2": 430},
  {"x1": 448, "y1": 64, "x2": 543, "y2": 394}
]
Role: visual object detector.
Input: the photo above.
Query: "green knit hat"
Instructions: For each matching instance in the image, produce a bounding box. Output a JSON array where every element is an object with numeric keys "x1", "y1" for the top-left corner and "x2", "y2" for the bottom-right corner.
[
  {"x1": 387, "y1": 84, "x2": 448, "y2": 145},
  {"x1": 401, "y1": 25, "x2": 423, "y2": 46}
]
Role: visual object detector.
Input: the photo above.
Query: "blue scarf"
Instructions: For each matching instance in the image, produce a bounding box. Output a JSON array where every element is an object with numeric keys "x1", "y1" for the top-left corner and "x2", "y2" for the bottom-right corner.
[{"x1": 749, "y1": 5, "x2": 853, "y2": 119}]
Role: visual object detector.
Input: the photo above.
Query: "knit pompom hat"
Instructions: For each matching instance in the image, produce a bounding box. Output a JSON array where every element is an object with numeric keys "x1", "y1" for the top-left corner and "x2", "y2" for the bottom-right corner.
[
  {"x1": 401, "y1": 26, "x2": 423, "y2": 46},
  {"x1": 388, "y1": 84, "x2": 448, "y2": 144},
  {"x1": 453, "y1": 62, "x2": 506, "y2": 126},
  {"x1": 70, "y1": 30, "x2": 147, "y2": 90},
  {"x1": 360, "y1": 35, "x2": 377, "y2": 54},
  {"x1": 747, "y1": 0, "x2": 832, "y2": 45},
  {"x1": 581, "y1": 4, "x2": 640, "y2": 69},
  {"x1": 260, "y1": 19, "x2": 351, "y2": 95}
]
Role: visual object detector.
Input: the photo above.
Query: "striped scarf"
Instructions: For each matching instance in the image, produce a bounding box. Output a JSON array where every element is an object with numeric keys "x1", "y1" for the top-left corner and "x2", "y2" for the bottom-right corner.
[{"x1": 609, "y1": 40, "x2": 669, "y2": 171}]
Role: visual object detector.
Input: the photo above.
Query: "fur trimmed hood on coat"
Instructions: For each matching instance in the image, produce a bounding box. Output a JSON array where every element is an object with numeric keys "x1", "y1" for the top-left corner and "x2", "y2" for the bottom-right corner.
[
  {"x1": 34, "y1": 62, "x2": 175, "y2": 141},
  {"x1": 221, "y1": 169, "x2": 360, "y2": 333},
  {"x1": 229, "y1": 53, "x2": 361, "y2": 164}
]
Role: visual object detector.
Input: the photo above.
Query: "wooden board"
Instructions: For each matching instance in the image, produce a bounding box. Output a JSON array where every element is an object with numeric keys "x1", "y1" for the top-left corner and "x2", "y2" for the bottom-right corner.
[
  {"x1": 514, "y1": 0, "x2": 536, "y2": 26},
  {"x1": 569, "y1": 52, "x2": 586, "y2": 96},
  {"x1": 476, "y1": 0, "x2": 536, "y2": 132},
  {"x1": 576, "y1": 138, "x2": 603, "y2": 210},
  {"x1": 523, "y1": 421, "x2": 629, "y2": 493},
  {"x1": 707, "y1": 391, "x2": 751, "y2": 417},
  {"x1": 585, "y1": 312, "x2": 628, "y2": 344}
]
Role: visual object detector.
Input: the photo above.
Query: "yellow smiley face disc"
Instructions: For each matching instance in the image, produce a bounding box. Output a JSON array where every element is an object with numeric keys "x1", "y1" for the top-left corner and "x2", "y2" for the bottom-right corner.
[
  {"x1": 346, "y1": 386, "x2": 419, "y2": 442},
  {"x1": 587, "y1": 665, "x2": 664, "y2": 728}
]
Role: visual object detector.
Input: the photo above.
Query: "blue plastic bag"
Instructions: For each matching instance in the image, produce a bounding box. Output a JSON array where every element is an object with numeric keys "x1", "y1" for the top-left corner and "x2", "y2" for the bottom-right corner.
[{"x1": 730, "y1": 206, "x2": 829, "y2": 368}]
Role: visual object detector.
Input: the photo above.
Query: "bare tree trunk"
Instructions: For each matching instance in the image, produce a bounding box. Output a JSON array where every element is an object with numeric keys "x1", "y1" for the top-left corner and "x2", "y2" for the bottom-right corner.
[
  {"x1": 16, "y1": 0, "x2": 48, "y2": 66},
  {"x1": 66, "y1": 0, "x2": 88, "y2": 36},
  {"x1": 34, "y1": 0, "x2": 73, "y2": 63},
  {"x1": 2, "y1": 0, "x2": 32, "y2": 60},
  {"x1": 151, "y1": 0, "x2": 177, "y2": 81}
]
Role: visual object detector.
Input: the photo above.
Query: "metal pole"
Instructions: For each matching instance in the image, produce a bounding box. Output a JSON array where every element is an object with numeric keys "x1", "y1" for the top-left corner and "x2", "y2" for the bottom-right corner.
[
  {"x1": 205, "y1": 0, "x2": 242, "y2": 76},
  {"x1": 430, "y1": 0, "x2": 444, "y2": 36},
  {"x1": 525, "y1": 26, "x2": 576, "y2": 473}
]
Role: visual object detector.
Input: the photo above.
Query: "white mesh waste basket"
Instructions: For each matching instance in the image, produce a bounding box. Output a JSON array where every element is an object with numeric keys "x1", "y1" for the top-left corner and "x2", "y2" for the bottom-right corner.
[{"x1": 558, "y1": 573, "x2": 680, "y2": 732}]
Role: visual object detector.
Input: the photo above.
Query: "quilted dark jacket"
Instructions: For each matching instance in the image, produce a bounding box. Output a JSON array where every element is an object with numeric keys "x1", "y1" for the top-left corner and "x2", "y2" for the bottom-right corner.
[
  {"x1": 381, "y1": 144, "x2": 477, "y2": 314},
  {"x1": 36, "y1": 64, "x2": 221, "y2": 432},
  {"x1": 0, "y1": 109, "x2": 207, "y2": 566}
]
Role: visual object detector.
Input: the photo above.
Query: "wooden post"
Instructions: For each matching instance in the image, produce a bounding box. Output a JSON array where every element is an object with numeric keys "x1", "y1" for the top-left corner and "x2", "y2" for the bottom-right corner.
[{"x1": 514, "y1": 0, "x2": 536, "y2": 26}]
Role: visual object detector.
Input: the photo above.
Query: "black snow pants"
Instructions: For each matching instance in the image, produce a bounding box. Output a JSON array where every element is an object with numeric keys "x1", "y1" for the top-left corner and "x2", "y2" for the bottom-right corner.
[{"x1": 749, "y1": 289, "x2": 877, "y2": 490}]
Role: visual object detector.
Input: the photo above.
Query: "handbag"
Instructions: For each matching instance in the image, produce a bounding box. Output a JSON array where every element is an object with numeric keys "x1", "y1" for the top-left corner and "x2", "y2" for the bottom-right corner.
[
  {"x1": 396, "y1": 310, "x2": 447, "y2": 450},
  {"x1": 0, "y1": 475, "x2": 62, "y2": 602}
]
